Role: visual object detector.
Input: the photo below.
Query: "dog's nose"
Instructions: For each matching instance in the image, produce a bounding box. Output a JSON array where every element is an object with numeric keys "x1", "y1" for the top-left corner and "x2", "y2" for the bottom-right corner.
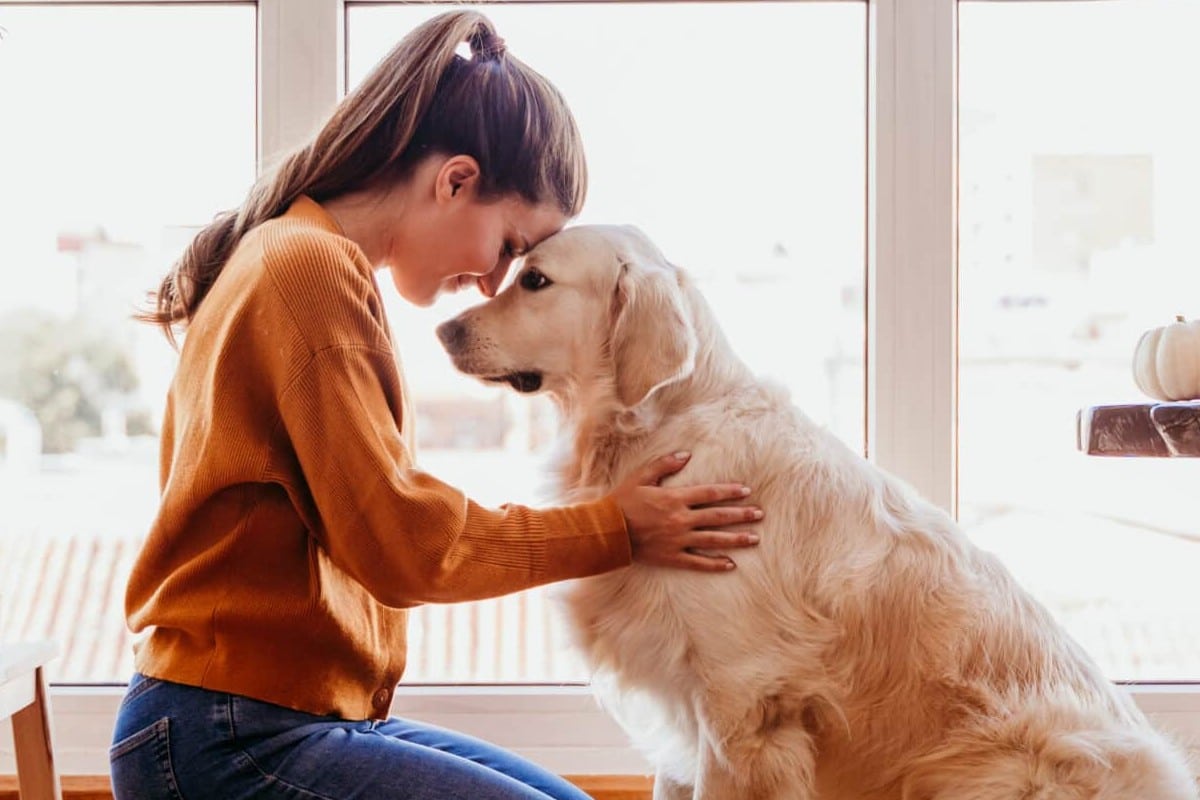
[{"x1": 436, "y1": 319, "x2": 467, "y2": 353}]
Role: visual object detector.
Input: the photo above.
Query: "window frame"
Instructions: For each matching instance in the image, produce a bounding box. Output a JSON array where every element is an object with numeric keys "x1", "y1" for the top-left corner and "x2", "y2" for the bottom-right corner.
[{"x1": 0, "y1": 0, "x2": 1196, "y2": 778}]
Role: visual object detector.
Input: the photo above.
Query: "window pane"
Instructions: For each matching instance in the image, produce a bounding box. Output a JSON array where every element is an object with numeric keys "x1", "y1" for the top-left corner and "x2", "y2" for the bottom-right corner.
[
  {"x1": 0, "y1": 6, "x2": 256, "y2": 683},
  {"x1": 960, "y1": 0, "x2": 1200, "y2": 681},
  {"x1": 348, "y1": 2, "x2": 866, "y2": 682}
]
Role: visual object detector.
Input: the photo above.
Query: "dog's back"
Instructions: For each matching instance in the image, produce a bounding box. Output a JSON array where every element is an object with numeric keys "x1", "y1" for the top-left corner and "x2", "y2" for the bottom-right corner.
[{"x1": 555, "y1": 269, "x2": 1196, "y2": 799}]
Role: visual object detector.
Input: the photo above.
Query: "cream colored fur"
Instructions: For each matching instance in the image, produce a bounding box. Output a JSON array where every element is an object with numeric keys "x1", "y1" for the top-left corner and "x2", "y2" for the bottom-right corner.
[{"x1": 437, "y1": 224, "x2": 1198, "y2": 800}]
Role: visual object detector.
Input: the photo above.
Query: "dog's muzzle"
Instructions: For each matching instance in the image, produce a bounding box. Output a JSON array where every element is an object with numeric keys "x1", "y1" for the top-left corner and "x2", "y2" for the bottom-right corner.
[{"x1": 435, "y1": 319, "x2": 543, "y2": 393}]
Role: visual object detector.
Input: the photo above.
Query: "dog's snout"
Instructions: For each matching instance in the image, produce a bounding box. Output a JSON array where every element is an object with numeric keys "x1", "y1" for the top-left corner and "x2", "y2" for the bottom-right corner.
[{"x1": 436, "y1": 318, "x2": 468, "y2": 353}]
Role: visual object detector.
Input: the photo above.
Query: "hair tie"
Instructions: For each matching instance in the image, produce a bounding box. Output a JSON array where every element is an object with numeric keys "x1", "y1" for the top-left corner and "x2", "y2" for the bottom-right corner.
[{"x1": 472, "y1": 31, "x2": 506, "y2": 61}]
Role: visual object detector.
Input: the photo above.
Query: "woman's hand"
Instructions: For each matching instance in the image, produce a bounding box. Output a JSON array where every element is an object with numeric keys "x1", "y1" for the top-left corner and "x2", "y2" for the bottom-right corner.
[{"x1": 609, "y1": 451, "x2": 763, "y2": 572}]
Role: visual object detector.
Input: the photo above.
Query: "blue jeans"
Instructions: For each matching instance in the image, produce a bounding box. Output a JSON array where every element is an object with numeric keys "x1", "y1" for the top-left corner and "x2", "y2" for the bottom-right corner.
[{"x1": 109, "y1": 673, "x2": 594, "y2": 800}]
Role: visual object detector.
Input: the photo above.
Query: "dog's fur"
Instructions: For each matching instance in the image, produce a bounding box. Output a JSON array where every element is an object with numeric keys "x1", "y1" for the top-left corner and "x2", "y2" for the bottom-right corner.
[{"x1": 436, "y1": 225, "x2": 1198, "y2": 799}]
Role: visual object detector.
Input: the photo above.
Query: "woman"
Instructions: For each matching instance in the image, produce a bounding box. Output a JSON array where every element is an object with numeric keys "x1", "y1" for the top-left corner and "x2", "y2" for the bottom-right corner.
[{"x1": 110, "y1": 10, "x2": 761, "y2": 800}]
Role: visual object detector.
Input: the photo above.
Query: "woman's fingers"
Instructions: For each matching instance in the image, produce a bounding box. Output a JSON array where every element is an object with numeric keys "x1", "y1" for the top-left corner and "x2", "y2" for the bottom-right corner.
[
  {"x1": 663, "y1": 531, "x2": 758, "y2": 572},
  {"x1": 628, "y1": 453, "x2": 754, "y2": 509},
  {"x1": 687, "y1": 530, "x2": 760, "y2": 551},
  {"x1": 616, "y1": 451, "x2": 764, "y2": 573},
  {"x1": 677, "y1": 482, "x2": 754, "y2": 506},
  {"x1": 672, "y1": 552, "x2": 737, "y2": 572},
  {"x1": 688, "y1": 502, "x2": 763, "y2": 529}
]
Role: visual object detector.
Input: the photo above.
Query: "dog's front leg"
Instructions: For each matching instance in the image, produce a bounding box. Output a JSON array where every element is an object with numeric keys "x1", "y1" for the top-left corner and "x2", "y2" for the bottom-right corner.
[
  {"x1": 692, "y1": 739, "x2": 745, "y2": 800},
  {"x1": 694, "y1": 741, "x2": 816, "y2": 800},
  {"x1": 652, "y1": 772, "x2": 694, "y2": 800},
  {"x1": 693, "y1": 692, "x2": 819, "y2": 800}
]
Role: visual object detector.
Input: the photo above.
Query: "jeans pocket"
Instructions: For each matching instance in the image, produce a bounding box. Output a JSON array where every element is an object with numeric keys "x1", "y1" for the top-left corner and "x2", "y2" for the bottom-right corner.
[{"x1": 109, "y1": 717, "x2": 185, "y2": 800}]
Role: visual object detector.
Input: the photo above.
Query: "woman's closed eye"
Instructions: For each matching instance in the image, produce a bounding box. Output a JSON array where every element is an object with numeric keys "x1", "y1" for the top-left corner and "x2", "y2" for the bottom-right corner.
[{"x1": 519, "y1": 268, "x2": 552, "y2": 291}]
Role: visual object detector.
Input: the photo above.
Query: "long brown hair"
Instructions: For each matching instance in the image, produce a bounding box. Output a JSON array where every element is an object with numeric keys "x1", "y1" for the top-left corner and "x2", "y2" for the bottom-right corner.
[{"x1": 139, "y1": 10, "x2": 587, "y2": 345}]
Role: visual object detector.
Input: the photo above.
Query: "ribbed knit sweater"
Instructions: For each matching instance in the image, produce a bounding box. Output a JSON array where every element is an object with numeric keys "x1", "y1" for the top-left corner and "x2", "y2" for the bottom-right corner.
[{"x1": 125, "y1": 196, "x2": 631, "y2": 720}]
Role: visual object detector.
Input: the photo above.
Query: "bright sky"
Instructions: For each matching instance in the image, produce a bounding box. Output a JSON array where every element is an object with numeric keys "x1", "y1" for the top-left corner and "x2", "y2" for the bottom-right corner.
[
  {"x1": 0, "y1": 5, "x2": 256, "y2": 311},
  {"x1": 350, "y1": 2, "x2": 864, "y2": 277},
  {"x1": 5, "y1": 0, "x2": 1200, "y2": 313},
  {"x1": 0, "y1": 3, "x2": 863, "y2": 313}
]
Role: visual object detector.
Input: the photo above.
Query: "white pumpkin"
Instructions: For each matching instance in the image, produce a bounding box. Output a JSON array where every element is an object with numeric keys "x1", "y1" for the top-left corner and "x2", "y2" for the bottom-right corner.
[{"x1": 1133, "y1": 315, "x2": 1200, "y2": 401}]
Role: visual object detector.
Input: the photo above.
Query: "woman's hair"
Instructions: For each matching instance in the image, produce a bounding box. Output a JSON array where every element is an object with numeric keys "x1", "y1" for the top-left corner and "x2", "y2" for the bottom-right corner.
[{"x1": 139, "y1": 10, "x2": 587, "y2": 344}]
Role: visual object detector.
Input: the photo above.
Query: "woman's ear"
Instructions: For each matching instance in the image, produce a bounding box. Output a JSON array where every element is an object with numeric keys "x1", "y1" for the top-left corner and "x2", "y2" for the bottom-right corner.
[{"x1": 435, "y1": 154, "x2": 481, "y2": 203}]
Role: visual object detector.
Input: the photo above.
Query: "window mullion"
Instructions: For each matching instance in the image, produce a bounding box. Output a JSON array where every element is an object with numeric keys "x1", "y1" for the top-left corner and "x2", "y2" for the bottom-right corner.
[
  {"x1": 867, "y1": 0, "x2": 959, "y2": 515},
  {"x1": 257, "y1": 0, "x2": 345, "y2": 176}
]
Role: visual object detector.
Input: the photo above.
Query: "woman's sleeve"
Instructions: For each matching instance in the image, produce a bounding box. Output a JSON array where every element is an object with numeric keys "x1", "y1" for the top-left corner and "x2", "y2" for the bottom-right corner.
[{"x1": 262, "y1": 232, "x2": 631, "y2": 608}]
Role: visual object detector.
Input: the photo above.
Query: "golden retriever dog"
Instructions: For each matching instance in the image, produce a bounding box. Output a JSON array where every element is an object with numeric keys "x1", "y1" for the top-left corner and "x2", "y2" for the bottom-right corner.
[{"x1": 435, "y1": 225, "x2": 1198, "y2": 800}]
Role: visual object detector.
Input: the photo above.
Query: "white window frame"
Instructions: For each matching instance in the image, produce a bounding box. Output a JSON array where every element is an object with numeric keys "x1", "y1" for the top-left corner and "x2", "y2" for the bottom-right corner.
[{"x1": 1, "y1": 0, "x2": 1196, "y2": 778}]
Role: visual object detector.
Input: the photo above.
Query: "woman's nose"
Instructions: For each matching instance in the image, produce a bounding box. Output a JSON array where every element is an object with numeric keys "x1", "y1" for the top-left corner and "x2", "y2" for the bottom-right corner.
[{"x1": 477, "y1": 261, "x2": 513, "y2": 297}]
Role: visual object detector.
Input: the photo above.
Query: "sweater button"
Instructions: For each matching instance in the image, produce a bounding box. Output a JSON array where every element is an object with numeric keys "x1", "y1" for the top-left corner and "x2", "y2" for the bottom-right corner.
[{"x1": 372, "y1": 687, "x2": 392, "y2": 710}]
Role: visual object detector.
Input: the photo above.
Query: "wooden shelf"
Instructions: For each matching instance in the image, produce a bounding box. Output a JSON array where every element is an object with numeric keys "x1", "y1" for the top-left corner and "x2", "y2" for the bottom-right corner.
[{"x1": 1076, "y1": 400, "x2": 1200, "y2": 457}]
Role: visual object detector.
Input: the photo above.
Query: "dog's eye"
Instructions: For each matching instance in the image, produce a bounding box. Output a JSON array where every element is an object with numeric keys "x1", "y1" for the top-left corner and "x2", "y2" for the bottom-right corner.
[{"x1": 519, "y1": 268, "x2": 552, "y2": 292}]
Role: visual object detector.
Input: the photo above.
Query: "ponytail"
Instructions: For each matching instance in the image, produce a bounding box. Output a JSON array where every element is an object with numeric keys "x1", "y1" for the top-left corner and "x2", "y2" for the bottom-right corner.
[{"x1": 138, "y1": 10, "x2": 586, "y2": 345}]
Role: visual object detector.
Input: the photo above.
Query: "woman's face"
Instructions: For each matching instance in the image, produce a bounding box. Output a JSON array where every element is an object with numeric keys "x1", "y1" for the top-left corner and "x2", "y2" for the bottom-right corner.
[{"x1": 386, "y1": 156, "x2": 568, "y2": 307}]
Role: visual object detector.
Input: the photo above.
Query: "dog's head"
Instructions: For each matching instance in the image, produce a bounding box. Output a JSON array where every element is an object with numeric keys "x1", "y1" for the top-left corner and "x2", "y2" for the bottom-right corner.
[{"x1": 436, "y1": 224, "x2": 698, "y2": 410}]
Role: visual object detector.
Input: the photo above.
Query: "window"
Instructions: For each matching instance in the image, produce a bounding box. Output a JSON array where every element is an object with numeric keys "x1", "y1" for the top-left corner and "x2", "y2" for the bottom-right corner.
[
  {"x1": 1, "y1": 0, "x2": 1197, "y2": 781},
  {"x1": 0, "y1": 4, "x2": 256, "y2": 684},
  {"x1": 348, "y1": 2, "x2": 867, "y2": 682},
  {"x1": 959, "y1": 0, "x2": 1200, "y2": 681}
]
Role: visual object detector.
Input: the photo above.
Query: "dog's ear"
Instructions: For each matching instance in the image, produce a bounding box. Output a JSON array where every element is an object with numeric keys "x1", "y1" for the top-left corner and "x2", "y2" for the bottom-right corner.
[{"x1": 610, "y1": 257, "x2": 698, "y2": 407}]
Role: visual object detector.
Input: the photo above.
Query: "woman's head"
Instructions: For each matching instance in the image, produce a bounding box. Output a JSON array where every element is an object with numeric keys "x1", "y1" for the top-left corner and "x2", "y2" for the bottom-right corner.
[
  {"x1": 348, "y1": 153, "x2": 569, "y2": 307},
  {"x1": 141, "y1": 10, "x2": 587, "y2": 342},
  {"x1": 309, "y1": 11, "x2": 586, "y2": 215}
]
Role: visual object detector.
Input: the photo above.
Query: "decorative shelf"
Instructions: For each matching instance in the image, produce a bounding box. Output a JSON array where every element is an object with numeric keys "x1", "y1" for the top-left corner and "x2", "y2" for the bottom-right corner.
[{"x1": 1076, "y1": 401, "x2": 1200, "y2": 457}]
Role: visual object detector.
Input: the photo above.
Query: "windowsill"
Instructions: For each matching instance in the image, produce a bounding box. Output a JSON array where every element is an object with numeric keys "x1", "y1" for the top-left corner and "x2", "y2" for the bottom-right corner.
[
  {"x1": 1, "y1": 683, "x2": 648, "y2": 776},
  {"x1": 3, "y1": 683, "x2": 1199, "y2": 777}
]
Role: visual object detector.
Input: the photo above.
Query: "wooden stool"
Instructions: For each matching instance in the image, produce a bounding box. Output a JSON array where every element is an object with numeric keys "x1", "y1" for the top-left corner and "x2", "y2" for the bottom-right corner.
[{"x1": 0, "y1": 642, "x2": 62, "y2": 800}]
